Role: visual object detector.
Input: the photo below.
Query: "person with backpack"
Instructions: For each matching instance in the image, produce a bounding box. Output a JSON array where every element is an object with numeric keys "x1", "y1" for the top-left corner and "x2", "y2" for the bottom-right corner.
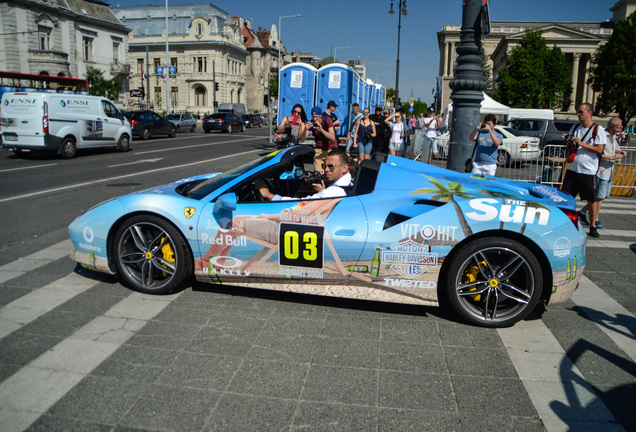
[{"x1": 561, "y1": 103, "x2": 607, "y2": 238}]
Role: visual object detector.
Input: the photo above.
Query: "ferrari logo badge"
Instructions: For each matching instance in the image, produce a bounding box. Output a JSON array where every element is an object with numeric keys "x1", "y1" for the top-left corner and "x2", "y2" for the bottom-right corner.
[{"x1": 184, "y1": 207, "x2": 195, "y2": 219}]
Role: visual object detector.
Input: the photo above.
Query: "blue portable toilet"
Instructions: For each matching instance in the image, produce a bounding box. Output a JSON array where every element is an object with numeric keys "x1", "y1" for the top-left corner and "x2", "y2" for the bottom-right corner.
[
  {"x1": 366, "y1": 79, "x2": 375, "y2": 109},
  {"x1": 317, "y1": 63, "x2": 360, "y2": 138},
  {"x1": 279, "y1": 63, "x2": 318, "y2": 124},
  {"x1": 375, "y1": 83, "x2": 386, "y2": 108}
]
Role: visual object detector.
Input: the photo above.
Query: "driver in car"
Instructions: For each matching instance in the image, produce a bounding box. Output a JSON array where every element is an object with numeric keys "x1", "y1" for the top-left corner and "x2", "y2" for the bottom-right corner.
[{"x1": 257, "y1": 148, "x2": 352, "y2": 201}]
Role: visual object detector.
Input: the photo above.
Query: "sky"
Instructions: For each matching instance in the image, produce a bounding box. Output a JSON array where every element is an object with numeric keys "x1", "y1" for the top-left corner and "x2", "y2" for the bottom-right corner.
[{"x1": 110, "y1": 0, "x2": 617, "y2": 105}]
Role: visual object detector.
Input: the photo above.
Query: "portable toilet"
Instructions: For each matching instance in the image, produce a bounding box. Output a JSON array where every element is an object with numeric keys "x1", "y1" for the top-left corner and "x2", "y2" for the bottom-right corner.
[
  {"x1": 317, "y1": 63, "x2": 359, "y2": 138},
  {"x1": 375, "y1": 83, "x2": 386, "y2": 108},
  {"x1": 279, "y1": 63, "x2": 318, "y2": 124},
  {"x1": 366, "y1": 79, "x2": 375, "y2": 109}
]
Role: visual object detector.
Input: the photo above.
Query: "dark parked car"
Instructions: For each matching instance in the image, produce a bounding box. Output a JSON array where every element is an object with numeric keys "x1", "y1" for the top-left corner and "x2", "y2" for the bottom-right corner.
[
  {"x1": 247, "y1": 114, "x2": 263, "y2": 127},
  {"x1": 123, "y1": 110, "x2": 177, "y2": 140},
  {"x1": 502, "y1": 118, "x2": 577, "y2": 149},
  {"x1": 240, "y1": 114, "x2": 253, "y2": 128},
  {"x1": 203, "y1": 113, "x2": 246, "y2": 133}
]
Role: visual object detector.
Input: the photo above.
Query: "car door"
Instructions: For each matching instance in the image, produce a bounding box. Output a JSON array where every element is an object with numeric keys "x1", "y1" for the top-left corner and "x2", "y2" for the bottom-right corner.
[
  {"x1": 99, "y1": 100, "x2": 124, "y2": 146},
  {"x1": 194, "y1": 194, "x2": 368, "y2": 285}
]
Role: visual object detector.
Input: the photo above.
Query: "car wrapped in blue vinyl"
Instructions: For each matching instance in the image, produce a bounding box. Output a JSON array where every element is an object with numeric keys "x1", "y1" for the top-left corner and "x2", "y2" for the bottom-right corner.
[{"x1": 68, "y1": 146, "x2": 586, "y2": 327}]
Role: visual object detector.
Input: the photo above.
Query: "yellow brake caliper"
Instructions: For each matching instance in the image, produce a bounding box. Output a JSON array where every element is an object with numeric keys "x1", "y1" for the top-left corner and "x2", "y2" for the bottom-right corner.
[
  {"x1": 463, "y1": 260, "x2": 486, "y2": 301},
  {"x1": 160, "y1": 237, "x2": 175, "y2": 276}
]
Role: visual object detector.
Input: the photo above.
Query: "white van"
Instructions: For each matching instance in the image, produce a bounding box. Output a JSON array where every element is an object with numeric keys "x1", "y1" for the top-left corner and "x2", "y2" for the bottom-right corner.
[
  {"x1": 217, "y1": 103, "x2": 246, "y2": 115},
  {"x1": 0, "y1": 92, "x2": 132, "y2": 158}
]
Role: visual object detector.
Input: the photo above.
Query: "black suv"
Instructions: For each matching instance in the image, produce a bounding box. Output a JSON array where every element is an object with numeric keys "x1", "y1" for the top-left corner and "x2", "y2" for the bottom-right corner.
[
  {"x1": 502, "y1": 118, "x2": 577, "y2": 149},
  {"x1": 123, "y1": 110, "x2": 177, "y2": 140}
]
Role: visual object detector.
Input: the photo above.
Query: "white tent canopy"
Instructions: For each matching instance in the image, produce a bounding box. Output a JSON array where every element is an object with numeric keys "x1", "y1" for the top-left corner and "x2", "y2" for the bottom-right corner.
[{"x1": 442, "y1": 93, "x2": 510, "y2": 130}]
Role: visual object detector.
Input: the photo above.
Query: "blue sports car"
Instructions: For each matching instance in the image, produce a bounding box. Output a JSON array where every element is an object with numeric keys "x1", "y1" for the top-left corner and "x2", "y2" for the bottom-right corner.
[{"x1": 68, "y1": 146, "x2": 586, "y2": 327}]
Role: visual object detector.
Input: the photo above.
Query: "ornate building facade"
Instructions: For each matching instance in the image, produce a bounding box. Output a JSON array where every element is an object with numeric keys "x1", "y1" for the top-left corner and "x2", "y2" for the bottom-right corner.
[
  {"x1": 437, "y1": 0, "x2": 635, "y2": 116},
  {"x1": 112, "y1": 3, "x2": 248, "y2": 113},
  {"x1": 0, "y1": 0, "x2": 130, "y2": 82}
]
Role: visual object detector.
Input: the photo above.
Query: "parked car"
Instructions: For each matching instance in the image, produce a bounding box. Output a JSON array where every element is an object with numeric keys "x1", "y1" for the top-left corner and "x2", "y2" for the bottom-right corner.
[
  {"x1": 502, "y1": 118, "x2": 577, "y2": 149},
  {"x1": 494, "y1": 125, "x2": 541, "y2": 167},
  {"x1": 68, "y1": 145, "x2": 586, "y2": 327},
  {"x1": 123, "y1": 110, "x2": 177, "y2": 140},
  {"x1": 257, "y1": 113, "x2": 270, "y2": 126},
  {"x1": 202, "y1": 112, "x2": 246, "y2": 133},
  {"x1": 248, "y1": 114, "x2": 263, "y2": 127},
  {"x1": 240, "y1": 114, "x2": 253, "y2": 128},
  {"x1": 165, "y1": 113, "x2": 197, "y2": 132}
]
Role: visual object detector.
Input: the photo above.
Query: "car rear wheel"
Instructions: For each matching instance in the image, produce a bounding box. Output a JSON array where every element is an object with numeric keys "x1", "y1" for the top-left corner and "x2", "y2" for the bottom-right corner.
[
  {"x1": 241, "y1": 124, "x2": 246, "y2": 132},
  {"x1": 114, "y1": 215, "x2": 193, "y2": 294},
  {"x1": 168, "y1": 126, "x2": 177, "y2": 138},
  {"x1": 226, "y1": 124, "x2": 233, "y2": 133},
  {"x1": 60, "y1": 137, "x2": 77, "y2": 159},
  {"x1": 141, "y1": 127, "x2": 151, "y2": 140},
  {"x1": 443, "y1": 237, "x2": 542, "y2": 327},
  {"x1": 497, "y1": 150, "x2": 511, "y2": 167},
  {"x1": 117, "y1": 134, "x2": 131, "y2": 152}
]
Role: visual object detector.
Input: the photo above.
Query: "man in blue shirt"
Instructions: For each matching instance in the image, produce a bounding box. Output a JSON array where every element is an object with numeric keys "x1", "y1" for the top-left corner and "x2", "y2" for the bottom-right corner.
[{"x1": 468, "y1": 114, "x2": 504, "y2": 176}]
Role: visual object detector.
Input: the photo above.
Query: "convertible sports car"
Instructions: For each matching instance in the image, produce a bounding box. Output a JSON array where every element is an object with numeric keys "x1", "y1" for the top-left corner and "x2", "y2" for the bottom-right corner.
[{"x1": 68, "y1": 146, "x2": 586, "y2": 327}]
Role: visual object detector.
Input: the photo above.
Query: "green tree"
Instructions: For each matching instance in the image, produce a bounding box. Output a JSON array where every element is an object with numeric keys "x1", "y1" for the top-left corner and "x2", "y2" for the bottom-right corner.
[
  {"x1": 493, "y1": 30, "x2": 571, "y2": 110},
  {"x1": 589, "y1": 11, "x2": 636, "y2": 125},
  {"x1": 85, "y1": 67, "x2": 123, "y2": 101}
]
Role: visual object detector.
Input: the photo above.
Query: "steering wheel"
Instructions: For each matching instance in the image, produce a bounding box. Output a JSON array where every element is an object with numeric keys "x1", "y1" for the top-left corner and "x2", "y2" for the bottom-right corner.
[{"x1": 248, "y1": 177, "x2": 275, "y2": 202}]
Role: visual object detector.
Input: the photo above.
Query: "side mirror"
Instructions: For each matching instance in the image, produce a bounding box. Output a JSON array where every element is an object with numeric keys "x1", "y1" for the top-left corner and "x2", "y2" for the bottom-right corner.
[{"x1": 215, "y1": 193, "x2": 237, "y2": 211}]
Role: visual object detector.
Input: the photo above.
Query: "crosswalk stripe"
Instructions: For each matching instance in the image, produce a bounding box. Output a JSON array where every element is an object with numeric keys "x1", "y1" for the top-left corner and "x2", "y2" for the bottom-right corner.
[
  {"x1": 0, "y1": 240, "x2": 72, "y2": 284},
  {"x1": 0, "y1": 287, "x2": 181, "y2": 432}
]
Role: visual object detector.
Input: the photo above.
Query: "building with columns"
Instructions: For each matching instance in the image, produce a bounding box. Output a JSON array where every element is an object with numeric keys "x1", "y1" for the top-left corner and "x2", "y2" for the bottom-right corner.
[
  {"x1": 0, "y1": 0, "x2": 130, "y2": 84},
  {"x1": 112, "y1": 3, "x2": 247, "y2": 114},
  {"x1": 437, "y1": 0, "x2": 635, "y2": 117}
]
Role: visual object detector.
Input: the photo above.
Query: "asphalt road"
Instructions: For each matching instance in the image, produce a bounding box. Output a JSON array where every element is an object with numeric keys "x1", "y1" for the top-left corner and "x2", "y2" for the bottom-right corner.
[
  {"x1": 0, "y1": 128, "x2": 634, "y2": 431},
  {"x1": 0, "y1": 126, "x2": 273, "y2": 250}
]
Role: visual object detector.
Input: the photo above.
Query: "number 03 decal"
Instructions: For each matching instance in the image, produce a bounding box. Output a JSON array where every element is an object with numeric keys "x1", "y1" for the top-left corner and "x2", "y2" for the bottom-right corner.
[{"x1": 279, "y1": 223, "x2": 324, "y2": 269}]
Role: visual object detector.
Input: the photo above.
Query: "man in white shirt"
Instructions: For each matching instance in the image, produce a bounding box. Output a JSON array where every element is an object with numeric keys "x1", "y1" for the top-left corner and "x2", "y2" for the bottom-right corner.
[
  {"x1": 562, "y1": 103, "x2": 606, "y2": 238},
  {"x1": 258, "y1": 148, "x2": 352, "y2": 201},
  {"x1": 577, "y1": 117, "x2": 627, "y2": 231},
  {"x1": 423, "y1": 108, "x2": 439, "y2": 161}
]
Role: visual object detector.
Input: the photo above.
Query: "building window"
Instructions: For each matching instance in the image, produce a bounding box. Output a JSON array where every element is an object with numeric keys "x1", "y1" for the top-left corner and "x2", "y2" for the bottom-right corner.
[
  {"x1": 113, "y1": 42, "x2": 120, "y2": 63},
  {"x1": 137, "y1": 59, "x2": 144, "y2": 74},
  {"x1": 171, "y1": 87, "x2": 178, "y2": 107},
  {"x1": 83, "y1": 37, "x2": 93, "y2": 61},
  {"x1": 171, "y1": 58, "x2": 178, "y2": 68},
  {"x1": 197, "y1": 23, "x2": 203, "y2": 35},
  {"x1": 196, "y1": 57, "x2": 207, "y2": 73},
  {"x1": 38, "y1": 26, "x2": 51, "y2": 50},
  {"x1": 154, "y1": 58, "x2": 161, "y2": 71},
  {"x1": 195, "y1": 86, "x2": 206, "y2": 106}
]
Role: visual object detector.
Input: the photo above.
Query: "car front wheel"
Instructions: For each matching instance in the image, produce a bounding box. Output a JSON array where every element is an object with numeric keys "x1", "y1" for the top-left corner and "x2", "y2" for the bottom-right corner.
[
  {"x1": 117, "y1": 134, "x2": 130, "y2": 152},
  {"x1": 443, "y1": 237, "x2": 542, "y2": 327},
  {"x1": 114, "y1": 215, "x2": 193, "y2": 294}
]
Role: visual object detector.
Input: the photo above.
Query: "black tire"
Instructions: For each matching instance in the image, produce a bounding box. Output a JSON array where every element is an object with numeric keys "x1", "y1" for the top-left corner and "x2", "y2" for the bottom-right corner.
[
  {"x1": 226, "y1": 124, "x2": 233, "y2": 133},
  {"x1": 176, "y1": 125, "x2": 181, "y2": 133},
  {"x1": 60, "y1": 137, "x2": 77, "y2": 159},
  {"x1": 241, "y1": 124, "x2": 246, "y2": 132},
  {"x1": 442, "y1": 237, "x2": 543, "y2": 327},
  {"x1": 117, "y1": 134, "x2": 131, "y2": 152},
  {"x1": 204, "y1": 128, "x2": 210, "y2": 133},
  {"x1": 190, "y1": 125, "x2": 196, "y2": 132},
  {"x1": 113, "y1": 215, "x2": 193, "y2": 294},
  {"x1": 168, "y1": 126, "x2": 177, "y2": 138},
  {"x1": 141, "y1": 127, "x2": 151, "y2": 140},
  {"x1": 497, "y1": 150, "x2": 511, "y2": 167}
]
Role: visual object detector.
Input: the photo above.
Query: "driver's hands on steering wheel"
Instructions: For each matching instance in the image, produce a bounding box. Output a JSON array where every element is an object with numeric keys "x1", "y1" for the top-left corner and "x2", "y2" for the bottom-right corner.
[{"x1": 254, "y1": 178, "x2": 274, "y2": 201}]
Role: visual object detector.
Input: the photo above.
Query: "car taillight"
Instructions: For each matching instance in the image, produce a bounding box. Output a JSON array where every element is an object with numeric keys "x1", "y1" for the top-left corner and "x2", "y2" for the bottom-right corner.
[
  {"x1": 521, "y1": 142, "x2": 528, "y2": 148},
  {"x1": 559, "y1": 207, "x2": 579, "y2": 229},
  {"x1": 42, "y1": 101, "x2": 49, "y2": 133},
  {"x1": 130, "y1": 119, "x2": 138, "y2": 125},
  {"x1": 219, "y1": 119, "x2": 225, "y2": 123}
]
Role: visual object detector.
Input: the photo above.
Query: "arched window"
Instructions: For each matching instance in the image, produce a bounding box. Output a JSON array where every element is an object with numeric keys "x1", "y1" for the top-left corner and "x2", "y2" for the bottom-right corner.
[{"x1": 195, "y1": 86, "x2": 206, "y2": 106}]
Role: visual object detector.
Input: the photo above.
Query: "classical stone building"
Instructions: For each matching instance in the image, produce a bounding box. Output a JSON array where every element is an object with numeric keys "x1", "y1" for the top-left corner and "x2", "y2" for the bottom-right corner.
[
  {"x1": 0, "y1": 0, "x2": 130, "y2": 83},
  {"x1": 236, "y1": 18, "x2": 279, "y2": 114},
  {"x1": 437, "y1": 0, "x2": 635, "y2": 116},
  {"x1": 112, "y1": 3, "x2": 248, "y2": 113}
]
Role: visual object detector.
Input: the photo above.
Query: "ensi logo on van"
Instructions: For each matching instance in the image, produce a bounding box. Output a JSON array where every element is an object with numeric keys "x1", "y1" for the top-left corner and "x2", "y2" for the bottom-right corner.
[
  {"x1": 5, "y1": 97, "x2": 37, "y2": 105},
  {"x1": 60, "y1": 99, "x2": 89, "y2": 108}
]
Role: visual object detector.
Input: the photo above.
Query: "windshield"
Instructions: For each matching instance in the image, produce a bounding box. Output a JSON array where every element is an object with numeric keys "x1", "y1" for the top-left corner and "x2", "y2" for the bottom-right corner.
[
  {"x1": 181, "y1": 152, "x2": 279, "y2": 200},
  {"x1": 500, "y1": 126, "x2": 525, "y2": 137},
  {"x1": 165, "y1": 114, "x2": 178, "y2": 120}
]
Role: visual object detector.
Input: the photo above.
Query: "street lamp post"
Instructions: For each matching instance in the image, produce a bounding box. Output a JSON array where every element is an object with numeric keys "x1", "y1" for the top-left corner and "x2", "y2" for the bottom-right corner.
[
  {"x1": 276, "y1": 14, "x2": 301, "y2": 126},
  {"x1": 389, "y1": 0, "x2": 407, "y2": 108},
  {"x1": 446, "y1": 0, "x2": 486, "y2": 172},
  {"x1": 333, "y1": 46, "x2": 350, "y2": 63},
  {"x1": 165, "y1": 0, "x2": 171, "y2": 113}
]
